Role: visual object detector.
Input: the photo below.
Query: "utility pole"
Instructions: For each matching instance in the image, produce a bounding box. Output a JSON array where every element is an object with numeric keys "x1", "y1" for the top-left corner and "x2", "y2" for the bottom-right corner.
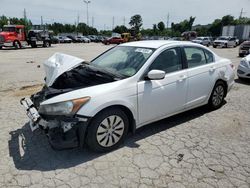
[
  {"x1": 83, "y1": 0, "x2": 91, "y2": 26},
  {"x1": 23, "y1": 8, "x2": 27, "y2": 21},
  {"x1": 112, "y1": 16, "x2": 115, "y2": 30},
  {"x1": 123, "y1": 16, "x2": 126, "y2": 26},
  {"x1": 239, "y1": 8, "x2": 246, "y2": 19},
  {"x1": 41, "y1": 16, "x2": 44, "y2": 30},
  {"x1": 92, "y1": 16, "x2": 94, "y2": 28},
  {"x1": 167, "y1": 13, "x2": 170, "y2": 29}
]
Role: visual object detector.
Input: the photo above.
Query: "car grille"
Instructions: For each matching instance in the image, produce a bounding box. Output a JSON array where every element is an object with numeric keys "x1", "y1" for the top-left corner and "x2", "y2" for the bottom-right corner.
[
  {"x1": 0, "y1": 35, "x2": 4, "y2": 42},
  {"x1": 214, "y1": 42, "x2": 221, "y2": 45},
  {"x1": 241, "y1": 45, "x2": 250, "y2": 50}
]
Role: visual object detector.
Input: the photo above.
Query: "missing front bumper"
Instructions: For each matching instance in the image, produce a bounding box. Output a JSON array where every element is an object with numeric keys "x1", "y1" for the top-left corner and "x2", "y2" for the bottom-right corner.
[{"x1": 20, "y1": 98, "x2": 90, "y2": 150}]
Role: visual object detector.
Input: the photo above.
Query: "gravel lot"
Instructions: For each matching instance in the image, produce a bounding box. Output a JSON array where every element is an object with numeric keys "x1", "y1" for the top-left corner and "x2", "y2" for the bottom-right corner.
[{"x1": 0, "y1": 43, "x2": 249, "y2": 188}]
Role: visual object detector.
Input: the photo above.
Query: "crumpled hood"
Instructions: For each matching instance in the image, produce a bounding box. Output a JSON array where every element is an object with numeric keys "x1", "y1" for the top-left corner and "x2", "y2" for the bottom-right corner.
[{"x1": 43, "y1": 53, "x2": 84, "y2": 86}]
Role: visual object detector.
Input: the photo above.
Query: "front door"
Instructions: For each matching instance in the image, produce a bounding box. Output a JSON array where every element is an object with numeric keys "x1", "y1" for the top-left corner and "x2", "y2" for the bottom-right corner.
[{"x1": 137, "y1": 47, "x2": 188, "y2": 125}]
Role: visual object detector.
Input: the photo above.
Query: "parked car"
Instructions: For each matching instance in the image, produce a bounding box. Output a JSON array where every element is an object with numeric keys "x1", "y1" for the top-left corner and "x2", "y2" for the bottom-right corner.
[
  {"x1": 192, "y1": 37, "x2": 211, "y2": 47},
  {"x1": 55, "y1": 36, "x2": 72, "y2": 43},
  {"x1": 79, "y1": 36, "x2": 91, "y2": 43},
  {"x1": 51, "y1": 36, "x2": 59, "y2": 44},
  {"x1": 103, "y1": 37, "x2": 124, "y2": 45},
  {"x1": 20, "y1": 41, "x2": 235, "y2": 152},
  {"x1": 213, "y1": 36, "x2": 237, "y2": 48},
  {"x1": 67, "y1": 35, "x2": 81, "y2": 43},
  {"x1": 237, "y1": 54, "x2": 250, "y2": 79},
  {"x1": 239, "y1": 40, "x2": 250, "y2": 57}
]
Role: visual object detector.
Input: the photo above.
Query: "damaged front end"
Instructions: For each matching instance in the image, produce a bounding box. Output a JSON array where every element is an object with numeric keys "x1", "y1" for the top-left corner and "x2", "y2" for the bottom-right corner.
[{"x1": 20, "y1": 53, "x2": 118, "y2": 149}]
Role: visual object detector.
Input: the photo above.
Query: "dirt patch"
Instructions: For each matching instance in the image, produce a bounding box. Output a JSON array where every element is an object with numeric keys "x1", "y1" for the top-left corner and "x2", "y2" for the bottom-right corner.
[{"x1": 13, "y1": 84, "x2": 43, "y2": 97}]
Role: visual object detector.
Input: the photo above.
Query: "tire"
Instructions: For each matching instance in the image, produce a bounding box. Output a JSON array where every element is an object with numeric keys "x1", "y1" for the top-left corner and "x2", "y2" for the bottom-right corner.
[
  {"x1": 43, "y1": 41, "x2": 50, "y2": 48},
  {"x1": 224, "y1": 43, "x2": 228, "y2": 48},
  {"x1": 13, "y1": 41, "x2": 21, "y2": 49},
  {"x1": 239, "y1": 53, "x2": 244, "y2": 57},
  {"x1": 208, "y1": 81, "x2": 226, "y2": 110},
  {"x1": 213, "y1": 45, "x2": 217, "y2": 48},
  {"x1": 0, "y1": 46, "x2": 2, "y2": 50},
  {"x1": 86, "y1": 108, "x2": 129, "y2": 152},
  {"x1": 31, "y1": 41, "x2": 37, "y2": 48}
]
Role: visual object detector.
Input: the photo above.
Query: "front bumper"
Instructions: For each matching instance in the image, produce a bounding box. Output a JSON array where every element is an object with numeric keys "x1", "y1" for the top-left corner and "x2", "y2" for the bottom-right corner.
[
  {"x1": 20, "y1": 98, "x2": 91, "y2": 150},
  {"x1": 237, "y1": 65, "x2": 250, "y2": 79},
  {"x1": 239, "y1": 48, "x2": 250, "y2": 56}
]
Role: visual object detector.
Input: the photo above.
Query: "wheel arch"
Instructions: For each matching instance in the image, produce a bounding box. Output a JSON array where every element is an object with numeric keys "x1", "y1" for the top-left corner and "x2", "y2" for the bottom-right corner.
[{"x1": 88, "y1": 105, "x2": 136, "y2": 134}]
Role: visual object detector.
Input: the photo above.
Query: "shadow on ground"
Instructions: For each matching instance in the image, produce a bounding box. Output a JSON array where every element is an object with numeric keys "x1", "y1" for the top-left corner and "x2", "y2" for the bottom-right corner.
[
  {"x1": 235, "y1": 78, "x2": 250, "y2": 85},
  {"x1": 8, "y1": 105, "x2": 217, "y2": 171}
]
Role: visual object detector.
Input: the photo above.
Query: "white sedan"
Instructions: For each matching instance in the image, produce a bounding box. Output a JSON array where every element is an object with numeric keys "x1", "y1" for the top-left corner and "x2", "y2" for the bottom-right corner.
[
  {"x1": 237, "y1": 54, "x2": 250, "y2": 79},
  {"x1": 21, "y1": 41, "x2": 235, "y2": 152}
]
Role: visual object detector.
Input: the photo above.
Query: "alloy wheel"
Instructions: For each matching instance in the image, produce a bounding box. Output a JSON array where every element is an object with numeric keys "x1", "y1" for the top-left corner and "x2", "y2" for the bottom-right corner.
[
  {"x1": 96, "y1": 115, "x2": 125, "y2": 147},
  {"x1": 212, "y1": 85, "x2": 224, "y2": 107}
]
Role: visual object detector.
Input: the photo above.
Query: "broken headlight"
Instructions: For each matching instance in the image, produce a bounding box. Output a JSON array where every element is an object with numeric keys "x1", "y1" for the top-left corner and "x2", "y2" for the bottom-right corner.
[{"x1": 39, "y1": 97, "x2": 90, "y2": 115}]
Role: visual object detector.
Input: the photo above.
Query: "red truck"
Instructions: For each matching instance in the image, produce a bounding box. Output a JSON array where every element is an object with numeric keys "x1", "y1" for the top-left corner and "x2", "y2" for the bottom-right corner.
[{"x1": 0, "y1": 25, "x2": 52, "y2": 49}]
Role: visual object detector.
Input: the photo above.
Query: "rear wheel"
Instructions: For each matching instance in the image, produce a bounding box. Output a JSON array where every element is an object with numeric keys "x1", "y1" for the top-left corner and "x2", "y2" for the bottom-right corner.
[
  {"x1": 43, "y1": 41, "x2": 50, "y2": 48},
  {"x1": 0, "y1": 46, "x2": 2, "y2": 49},
  {"x1": 213, "y1": 45, "x2": 217, "y2": 48},
  {"x1": 239, "y1": 53, "x2": 244, "y2": 57},
  {"x1": 208, "y1": 81, "x2": 226, "y2": 110},
  {"x1": 86, "y1": 108, "x2": 129, "y2": 152}
]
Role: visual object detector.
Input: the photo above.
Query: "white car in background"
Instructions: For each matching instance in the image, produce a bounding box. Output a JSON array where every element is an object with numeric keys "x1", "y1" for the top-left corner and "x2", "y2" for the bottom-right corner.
[
  {"x1": 237, "y1": 54, "x2": 250, "y2": 79},
  {"x1": 192, "y1": 37, "x2": 211, "y2": 47},
  {"x1": 213, "y1": 36, "x2": 237, "y2": 48},
  {"x1": 21, "y1": 41, "x2": 235, "y2": 152}
]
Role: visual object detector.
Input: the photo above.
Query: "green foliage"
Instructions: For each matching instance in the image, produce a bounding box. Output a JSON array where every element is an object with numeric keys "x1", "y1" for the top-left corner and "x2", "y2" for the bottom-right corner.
[
  {"x1": 129, "y1": 14, "x2": 143, "y2": 34},
  {"x1": 0, "y1": 15, "x2": 32, "y2": 30},
  {"x1": 112, "y1": 25, "x2": 128, "y2": 34},
  {"x1": 171, "y1": 16, "x2": 196, "y2": 34},
  {"x1": 0, "y1": 15, "x2": 8, "y2": 28},
  {"x1": 157, "y1": 22, "x2": 165, "y2": 32}
]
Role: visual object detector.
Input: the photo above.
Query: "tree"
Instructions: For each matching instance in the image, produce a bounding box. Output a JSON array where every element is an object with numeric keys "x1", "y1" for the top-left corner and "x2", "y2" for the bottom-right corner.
[
  {"x1": 113, "y1": 25, "x2": 128, "y2": 34},
  {"x1": 129, "y1": 14, "x2": 143, "y2": 33},
  {"x1": 221, "y1": 15, "x2": 234, "y2": 26},
  {"x1": 157, "y1": 21, "x2": 165, "y2": 32},
  {"x1": 0, "y1": 15, "x2": 8, "y2": 28}
]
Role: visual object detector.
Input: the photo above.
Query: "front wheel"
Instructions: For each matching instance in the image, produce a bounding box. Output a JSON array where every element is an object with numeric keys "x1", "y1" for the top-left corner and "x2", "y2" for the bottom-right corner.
[
  {"x1": 86, "y1": 108, "x2": 129, "y2": 152},
  {"x1": 208, "y1": 81, "x2": 226, "y2": 110}
]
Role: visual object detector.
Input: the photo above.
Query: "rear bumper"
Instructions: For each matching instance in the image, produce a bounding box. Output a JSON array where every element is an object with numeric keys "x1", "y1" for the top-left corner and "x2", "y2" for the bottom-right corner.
[
  {"x1": 239, "y1": 49, "x2": 250, "y2": 56},
  {"x1": 237, "y1": 65, "x2": 250, "y2": 79}
]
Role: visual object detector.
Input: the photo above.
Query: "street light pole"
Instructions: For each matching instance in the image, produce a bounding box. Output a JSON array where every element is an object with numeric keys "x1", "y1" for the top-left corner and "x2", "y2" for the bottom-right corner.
[{"x1": 84, "y1": 0, "x2": 91, "y2": 26}]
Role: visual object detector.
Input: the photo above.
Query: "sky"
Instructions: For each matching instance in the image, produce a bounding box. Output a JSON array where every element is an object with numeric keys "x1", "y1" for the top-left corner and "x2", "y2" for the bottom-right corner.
[{"x1": 0, "y1": 0, "x2": 250, "y2": 30}]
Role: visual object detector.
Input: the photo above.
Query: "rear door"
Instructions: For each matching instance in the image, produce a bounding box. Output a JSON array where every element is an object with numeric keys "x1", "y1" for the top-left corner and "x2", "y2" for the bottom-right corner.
[{"x1": 183, "y1": 46, "x2": 216, "y2": 108}]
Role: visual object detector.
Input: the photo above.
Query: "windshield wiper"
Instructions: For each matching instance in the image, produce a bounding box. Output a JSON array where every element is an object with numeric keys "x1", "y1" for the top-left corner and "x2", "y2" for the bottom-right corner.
[{"x1": 86, "y1": 64, "x2": 126, "y2": 80}]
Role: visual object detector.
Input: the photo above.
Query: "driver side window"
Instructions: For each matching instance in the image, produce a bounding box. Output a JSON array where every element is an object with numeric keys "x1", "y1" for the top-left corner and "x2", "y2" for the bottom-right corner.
[{"x1": 149, "y1": 47, "x2": 182, "y2": 73}]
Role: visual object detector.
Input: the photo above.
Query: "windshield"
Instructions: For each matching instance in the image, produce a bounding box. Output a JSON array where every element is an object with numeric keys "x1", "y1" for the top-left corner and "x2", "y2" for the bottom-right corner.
[
  {"x1": 91, "y1": 46, "x2": 155, "y2": 77},
  {"x1": 196, "y1": 37, "x2": 203, "y2": 40},
  {"x1": 217, "y1": 37, "x2": 229, "y2": 40},
  {"x1": 3, "y1": 27, "x2": 15, "y2": 32}
]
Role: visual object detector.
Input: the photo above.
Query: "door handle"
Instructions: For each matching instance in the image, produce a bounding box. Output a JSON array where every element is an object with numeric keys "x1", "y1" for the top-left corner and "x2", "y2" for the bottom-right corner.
[
  {"x1": 209, "y1": 66, "x2": 216, "y2": 72},
  {"x1": 178, "y1": 75, "x2": 187, "y2": 82}
]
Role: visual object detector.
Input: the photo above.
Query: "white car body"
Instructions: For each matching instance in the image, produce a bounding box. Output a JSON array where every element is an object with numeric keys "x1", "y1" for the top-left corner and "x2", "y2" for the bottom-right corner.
[
  {"x1": 237, "y1": 54, "x2": 250, "y2": 79},
  {"x1": 192, "y1": 37, "x2": 211, "y2": 46},
  {"x1": 42, "y1": 41, "x2": 234, "y2": 127},
  {"x1": 21, "y1": 40, "x2": 235, "y2": 150}
]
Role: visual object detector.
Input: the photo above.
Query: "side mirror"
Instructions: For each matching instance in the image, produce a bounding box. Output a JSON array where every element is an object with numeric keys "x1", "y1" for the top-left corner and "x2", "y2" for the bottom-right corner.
[{"x1": 146, "y1": 70, "x2": 166, "y2": 80}]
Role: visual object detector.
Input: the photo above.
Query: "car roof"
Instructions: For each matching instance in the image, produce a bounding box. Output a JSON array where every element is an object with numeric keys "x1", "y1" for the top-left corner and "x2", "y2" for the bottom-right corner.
[{"x1": 120, "y1": 40, "x2": 195, "y2": 49}]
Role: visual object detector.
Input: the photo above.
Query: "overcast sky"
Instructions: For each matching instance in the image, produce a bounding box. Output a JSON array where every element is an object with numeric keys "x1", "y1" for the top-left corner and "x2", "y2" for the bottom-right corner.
[{"x1": 0, "y1": 0, "x2": 250, "y2": 30}]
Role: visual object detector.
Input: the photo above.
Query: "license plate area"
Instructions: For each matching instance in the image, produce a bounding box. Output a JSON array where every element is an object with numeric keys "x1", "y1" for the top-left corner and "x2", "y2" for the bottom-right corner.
[{"x1": 20, "y1": 98, "x2": 40, "y2": 131}]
